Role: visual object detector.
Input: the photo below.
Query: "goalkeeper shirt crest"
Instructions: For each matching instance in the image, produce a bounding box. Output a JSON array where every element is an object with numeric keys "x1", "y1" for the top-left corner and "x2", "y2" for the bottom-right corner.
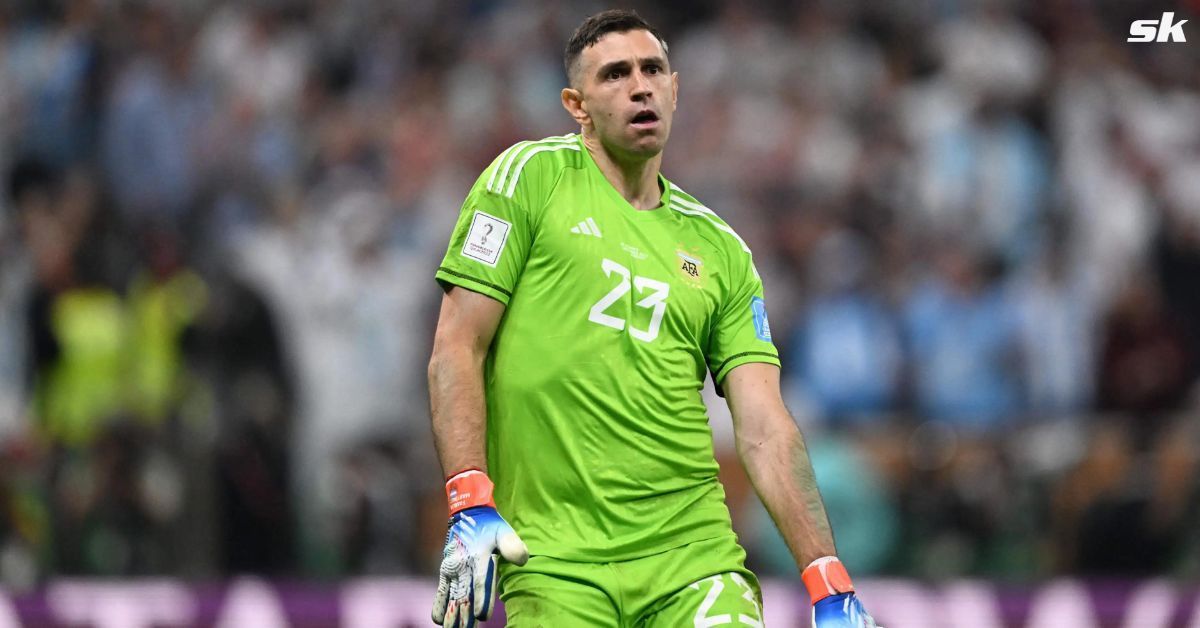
[{"x1": 435, "y1": 133, "x2": 780, "y2": 562}]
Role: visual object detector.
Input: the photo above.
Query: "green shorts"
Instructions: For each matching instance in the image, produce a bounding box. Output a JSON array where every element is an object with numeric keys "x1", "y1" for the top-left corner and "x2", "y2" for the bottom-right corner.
[{"x1": 498, "y1": 536, "x2": 764, "y2": 627}]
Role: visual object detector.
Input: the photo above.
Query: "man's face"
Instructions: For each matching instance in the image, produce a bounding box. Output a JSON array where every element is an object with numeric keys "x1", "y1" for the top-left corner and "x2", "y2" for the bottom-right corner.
[{"x1": 572, "y1": 30, "x2": 677, "y2": 159}]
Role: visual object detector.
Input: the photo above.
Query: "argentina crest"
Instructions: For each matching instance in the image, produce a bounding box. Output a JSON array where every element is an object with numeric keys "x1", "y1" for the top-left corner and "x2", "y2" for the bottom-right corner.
[{"x1": 675, "y1": 247, "x2": 704, "y2": 287}]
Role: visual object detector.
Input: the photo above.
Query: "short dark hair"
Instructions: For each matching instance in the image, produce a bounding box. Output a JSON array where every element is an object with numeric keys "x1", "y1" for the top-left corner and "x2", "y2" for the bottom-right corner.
[{"x1": 563, "y1": 9, "x2": 668, "y2": 86}]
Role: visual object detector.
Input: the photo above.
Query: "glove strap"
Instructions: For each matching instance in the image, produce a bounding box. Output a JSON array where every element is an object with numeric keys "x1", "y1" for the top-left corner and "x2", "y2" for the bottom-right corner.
[
  {"x1": 802, "y1": 556, "x2": 855, "y2": 603},
  {"x1": 445, "y1": 468, "x2": 496, "y2": 515}
]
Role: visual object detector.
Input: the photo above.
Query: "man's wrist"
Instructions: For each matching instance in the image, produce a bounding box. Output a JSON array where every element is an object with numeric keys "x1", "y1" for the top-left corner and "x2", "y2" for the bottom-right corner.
[
  {"x1": 802, "y1": 556, "x2": 855, "y2": 603},
  {"x1": 445, "y1": 468, "x2": 497, "y2": 515}
]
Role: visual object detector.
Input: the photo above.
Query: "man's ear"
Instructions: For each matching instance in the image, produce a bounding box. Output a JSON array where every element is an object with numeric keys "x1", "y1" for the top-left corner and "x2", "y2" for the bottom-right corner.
[
  {"x1": 561, "y1": 87, "x2": 590, "y2": 127},
  {"x1": 671, "y1": 72, "x2": 678, "y2": 112}
]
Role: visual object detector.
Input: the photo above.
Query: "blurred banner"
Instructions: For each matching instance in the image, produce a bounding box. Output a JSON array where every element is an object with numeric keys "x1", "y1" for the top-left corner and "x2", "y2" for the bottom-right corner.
[{"x1": 1, "y1": 577, "x2": 1198, "y2": 627}]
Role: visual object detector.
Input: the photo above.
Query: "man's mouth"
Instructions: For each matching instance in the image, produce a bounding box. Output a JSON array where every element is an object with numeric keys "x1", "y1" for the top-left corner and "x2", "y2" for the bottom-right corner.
[{"x1": 630, "y1": 110, "x2": 659, "y2": 128}]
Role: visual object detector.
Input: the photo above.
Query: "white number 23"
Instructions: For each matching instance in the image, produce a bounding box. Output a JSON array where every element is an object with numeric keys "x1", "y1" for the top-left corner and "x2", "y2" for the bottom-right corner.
[{"x1": 587, "y1": 258, "x2": 669, "y2": 342}]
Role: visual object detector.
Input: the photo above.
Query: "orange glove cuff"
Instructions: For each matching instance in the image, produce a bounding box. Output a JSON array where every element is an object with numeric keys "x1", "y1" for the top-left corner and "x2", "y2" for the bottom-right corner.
[
  {"x1": 802, "y1": 556, "x2": 855, "y2": 603},
  {"x1": 445, "y1": 469, "x2": 496, "y2": 515}
]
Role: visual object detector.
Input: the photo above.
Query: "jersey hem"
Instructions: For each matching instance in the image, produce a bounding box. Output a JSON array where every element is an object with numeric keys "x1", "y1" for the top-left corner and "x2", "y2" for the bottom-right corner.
[
  {"x1": 525, "y1": 529, "x2": 738, "y2": 565},
  {"x1": 436, "y1": 266, "x2": 513, "y2": 305}
]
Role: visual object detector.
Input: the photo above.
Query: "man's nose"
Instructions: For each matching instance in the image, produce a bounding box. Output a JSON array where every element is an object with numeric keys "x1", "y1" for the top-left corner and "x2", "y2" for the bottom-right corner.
[{"x1": 630, "y1": 72, "x2": 652, "y2": 101}]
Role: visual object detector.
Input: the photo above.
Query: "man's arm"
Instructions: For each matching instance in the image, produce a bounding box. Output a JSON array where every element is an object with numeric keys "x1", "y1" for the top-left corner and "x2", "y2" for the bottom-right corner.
[
  {"x1": 723, "y1": 362, "x2": 836, "y2": 567},
  {"x1": 428, "y1": 285, "x2": 506, "y2": 477},
  {"x1": 724, "y1": 362, "x2": 881, "y2": 626},
  {"x1": 428, "y1": 286, "x2": 527, "y2": 627}
]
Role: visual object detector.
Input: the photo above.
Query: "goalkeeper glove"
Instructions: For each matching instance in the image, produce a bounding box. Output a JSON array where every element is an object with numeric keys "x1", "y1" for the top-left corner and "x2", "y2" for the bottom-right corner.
[
  {"x1": 804, "y1": 556, "x2": 882, "y2": 628},
  {"x1": 432, "y1": 469, "x2": 528, "y2": 628}
]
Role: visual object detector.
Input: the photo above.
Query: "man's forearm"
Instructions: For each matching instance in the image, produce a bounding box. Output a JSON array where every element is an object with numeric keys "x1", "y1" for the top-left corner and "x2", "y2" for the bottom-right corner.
[
  {"x1": 738, "y1": 421, "x2": 837, "y2": 568},
  {"x1": 428, "y1": 344, "x2": 489, "y2": 477}
]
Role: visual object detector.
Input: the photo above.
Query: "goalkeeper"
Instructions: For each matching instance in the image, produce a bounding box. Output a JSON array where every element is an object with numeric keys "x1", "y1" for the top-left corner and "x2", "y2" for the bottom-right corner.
[{"x1": 428, "y1": 9, "x2": 880, "y2": 628}]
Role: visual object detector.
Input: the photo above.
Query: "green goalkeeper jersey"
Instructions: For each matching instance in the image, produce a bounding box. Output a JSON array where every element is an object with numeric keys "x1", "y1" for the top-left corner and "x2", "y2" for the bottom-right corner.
[{"x1": 435, "y1": 133, "x2": 780, "y2": 562}]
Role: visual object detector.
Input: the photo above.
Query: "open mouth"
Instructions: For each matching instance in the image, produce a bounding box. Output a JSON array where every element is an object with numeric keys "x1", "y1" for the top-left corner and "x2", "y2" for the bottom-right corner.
[{"x1": 630, "y1": 110, "x2": 659, "y2": 126}]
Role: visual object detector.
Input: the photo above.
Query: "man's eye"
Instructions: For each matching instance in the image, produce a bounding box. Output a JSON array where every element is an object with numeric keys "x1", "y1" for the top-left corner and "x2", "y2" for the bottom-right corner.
[
  {"x1": 645, "y1": 65, "x2": 660, "y2": 74},
  {"x1": 607, "y1": 70, "x2": 624, "y2": 80}
]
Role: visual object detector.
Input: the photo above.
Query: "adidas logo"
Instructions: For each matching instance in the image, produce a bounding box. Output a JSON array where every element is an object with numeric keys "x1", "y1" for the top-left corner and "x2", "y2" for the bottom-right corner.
[{"x1": 570, "y1": 217, "x2": 603, "y2": 237}]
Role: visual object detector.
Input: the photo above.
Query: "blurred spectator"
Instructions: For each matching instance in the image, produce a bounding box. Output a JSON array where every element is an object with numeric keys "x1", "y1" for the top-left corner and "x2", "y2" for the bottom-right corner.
[
  {"x1": 49, "y1": 421, "x2": 186, "y2": 575},
  {"x1": 336, "y1": 435, "x2": 419, "y2": 574},
  {"x1": 19, "y1": 164, "x2": 122, "y2": 446},
  {"x1": 191, "y1": 272, "x2": 295, "y2": 575},
  {"x1": 1010, "y1": 218, "x2": 1102, "y2": 417},
  {"x1": 5, "y1": 0, "x2": 103, "y2": 169},
  {"x1": 196, "y1": 4, "x2": 311, "y2": 120},
  {"x1": 900, "y1": 425, "x2": 1025, "y2": 578},
  {"x1": 230, "y1": 168, "x2": 445, "y2": 571},
  {"x1": 0, "y1": 162, "x2": 35, "y2": 438},
  {"x1": 101, "y1": 4, "x2": 209, "y2": 225},
  {"x1": 1151, "y1": 185, "x2": 1200, "y2": 380},
  {"x1": 1052, "y1": 420, "x2": 1198, "y2": 575},
  {"x1": 1096, "y1": 274, "x2": 1193, "y2": 426},
  {"x1": 904, "y1": 243, "x2": 1021, "y2": 429},
  {"x1": 934, "y1": 2, "x2": 1048, "y2": 102},
  {"x1": 785, "y1": 228, "x2": 902, "y2": 425},
  {"x1": 124, "y1": 227, "x2": 207, "y2": 424}
]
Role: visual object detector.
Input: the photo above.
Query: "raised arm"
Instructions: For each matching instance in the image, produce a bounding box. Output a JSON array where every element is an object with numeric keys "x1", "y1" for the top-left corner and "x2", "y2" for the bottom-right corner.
[
  {"x1": 428, "y1": 285, "x2": 506, "y2": 477},
  {"x1": 723, "y1": 362, "x2": 880, "y2": 627}
]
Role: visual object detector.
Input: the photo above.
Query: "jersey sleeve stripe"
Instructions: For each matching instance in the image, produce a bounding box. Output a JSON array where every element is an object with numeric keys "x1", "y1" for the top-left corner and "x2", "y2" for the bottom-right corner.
[
  {"x1": 436, "y1": 266, "x2": 514, "y2": 297},
  {"x1": 486, "y1": 141, "x2": 530, "y2": 192},
  {"x1": 487, "y1": 135, "x2": 577, "y2": 195},
  {"x1": 668, "y1": 200, "x2": 751, "y2": 253},
  {"x1": 488, "y1": 141, "x2": 533, "y2": 193},
  {"x1": 503, "y1": 143, "x2": 581, "y2": 198},
  {"x1": 711, "y1": 351, "x2": 780, "y2": 379},
  {"x1": 668, "y1": 183, "x2": 729, "y2": 220},
  {"x1": 667, "y1": 186, "x2": 719, "y2": 217}
]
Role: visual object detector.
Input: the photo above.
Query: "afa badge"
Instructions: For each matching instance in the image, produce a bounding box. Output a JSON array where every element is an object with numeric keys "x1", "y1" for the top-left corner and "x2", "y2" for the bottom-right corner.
[
  {"x1": 676, "y1": 248, "x2": 703, "y2": 286},
  {"x1": 751, "y1": 296, "x2": 772, "y2": 342}
]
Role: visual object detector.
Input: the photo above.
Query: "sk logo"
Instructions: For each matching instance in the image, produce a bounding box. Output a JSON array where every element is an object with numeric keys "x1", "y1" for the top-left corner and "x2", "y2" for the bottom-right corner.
[{"x1": 1128, "y1": 12, "x2": 1188, "y2": 42}]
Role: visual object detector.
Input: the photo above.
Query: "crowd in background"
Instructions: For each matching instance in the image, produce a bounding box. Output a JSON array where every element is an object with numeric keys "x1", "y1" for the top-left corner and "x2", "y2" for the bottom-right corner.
[{"x1": 1, "y1": 0, "x2": 1199, "y2": 587}]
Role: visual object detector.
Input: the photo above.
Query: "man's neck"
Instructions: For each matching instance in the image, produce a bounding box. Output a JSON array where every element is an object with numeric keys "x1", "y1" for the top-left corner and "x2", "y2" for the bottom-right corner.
[{"x1": 582, "y1": 132, "x2": 663, "y2": 210}]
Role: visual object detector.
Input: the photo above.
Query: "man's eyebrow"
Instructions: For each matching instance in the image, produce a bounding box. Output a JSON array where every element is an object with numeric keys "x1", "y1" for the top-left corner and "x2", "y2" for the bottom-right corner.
[
  {"x1": 595, "y1": 56, "x2": 667, "y2": 77},
  {"x1": 595, "y1": 60, "x2": 631, "y2": 77}
]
